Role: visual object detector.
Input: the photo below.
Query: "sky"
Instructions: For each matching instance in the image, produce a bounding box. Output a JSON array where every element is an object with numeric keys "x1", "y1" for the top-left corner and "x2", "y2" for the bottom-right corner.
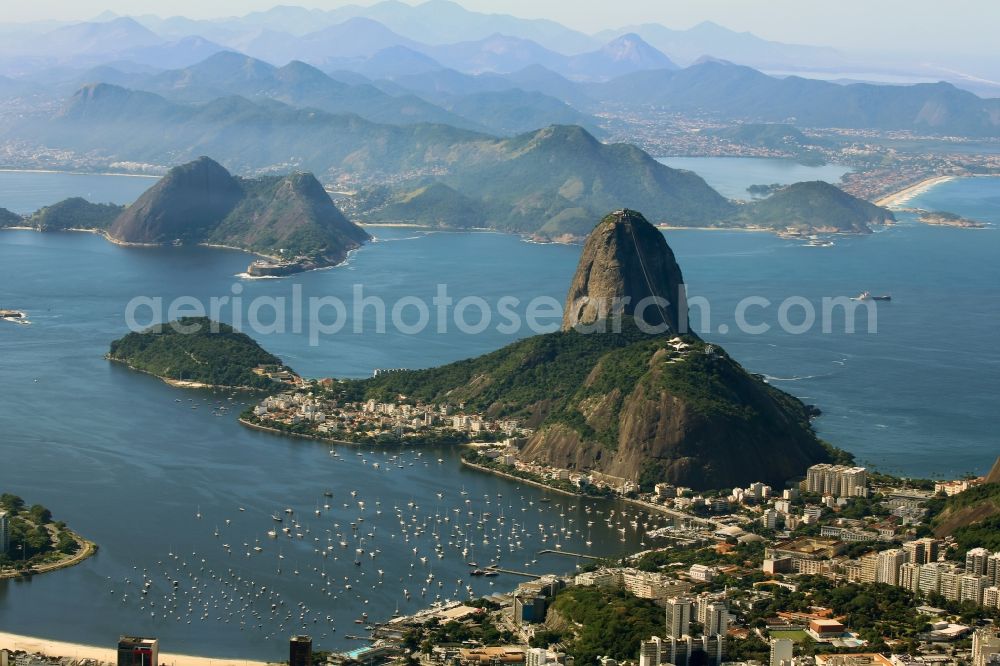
[{"x1": 0, "y1": 0, "x2": 995, "y2": 57}]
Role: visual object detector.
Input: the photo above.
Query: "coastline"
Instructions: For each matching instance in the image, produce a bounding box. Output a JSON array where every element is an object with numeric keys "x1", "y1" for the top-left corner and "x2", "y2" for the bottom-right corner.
[
  {"x1": 0, "y1": 168, "x2": 159, "y2": 179},
  {"x1": 1, "y1": 226, "x2": 360, "y2": 277},
  {"x1": 459, "y1": 458, "x2": 581, "y2": 498},
  {"x1": 106, "y1": 356, "x2": 271, "y2": 392},
  {"x1": 875, "y1": 175, "x2": 956, "y2": 209},
  {"x1": 460, "y1": 458, "x2": 720, "y2": 527},
  {"x1": 239, "y1": 417, "x2": 360, "y2": 447},
  {"x1": 0, "y1": 631, "x2": 275, "y2": 666},
  {"x1": 0, "y1": 531, "x2": 97, "y2": 581}
]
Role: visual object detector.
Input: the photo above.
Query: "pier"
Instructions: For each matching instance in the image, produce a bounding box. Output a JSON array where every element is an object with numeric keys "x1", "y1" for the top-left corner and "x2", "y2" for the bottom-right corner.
[
  {"x1": 484, "y1": 565, "x2": 542, "y2": 578},
  {"x1": 537, "y1": 548, "x2": 605, "y2": 561}
]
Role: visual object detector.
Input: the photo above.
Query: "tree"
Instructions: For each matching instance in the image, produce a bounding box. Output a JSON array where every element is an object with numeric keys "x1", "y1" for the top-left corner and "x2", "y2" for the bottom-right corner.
[{"x1": 29, "y1": 505, "x2": 52, "y2": 525}]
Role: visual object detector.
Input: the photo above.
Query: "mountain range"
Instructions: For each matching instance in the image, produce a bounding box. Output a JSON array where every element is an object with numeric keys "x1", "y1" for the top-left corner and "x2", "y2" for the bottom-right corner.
[
  {"x1": 4, "y1": 81, "x2": 895, "y2": 239},
  {"x1": 2, "y1": 3, "x2": 998, "y2": 97},
  {"x1": 591, "y1": 61, "x2": 1000, "y2": 136}
]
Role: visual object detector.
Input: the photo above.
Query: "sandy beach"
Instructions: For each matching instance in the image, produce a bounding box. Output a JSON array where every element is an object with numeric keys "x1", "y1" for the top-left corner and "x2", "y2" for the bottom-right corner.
[
  {"x1": 0, "y1": 631, "x2": 276, "y2": 665},
  {"x1": 875, "y1": 175, "x2": 956, "y2": 208}
]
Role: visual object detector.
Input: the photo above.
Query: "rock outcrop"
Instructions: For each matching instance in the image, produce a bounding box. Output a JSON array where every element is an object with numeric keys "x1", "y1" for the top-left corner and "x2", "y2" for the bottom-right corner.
[
  {"x1": 362, "y1": 208, "x2": 835, "y2": 489},
  {"x1": 562, "y1": 209, "x2": 687, "y2": 333},
  {"x1": 109, "y1": 156, "x2": 244, "y2": 244},
  {"x1": 987, "y1": 456, "x2": 1000, "y2": 485},
  {"x1": 108, "y1": 156, "x2": 369, "y2": 265}
]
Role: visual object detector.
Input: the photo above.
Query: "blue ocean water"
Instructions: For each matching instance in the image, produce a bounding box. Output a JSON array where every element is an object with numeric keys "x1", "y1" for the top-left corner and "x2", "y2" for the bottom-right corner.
[
  {"x1": 0, "y1": 171, "x2": 156, "y2": 214},
  {"x1": 0, "y1": 168, "x2": 998, "y2": 656},
  {"x1": 655, "y1": 156, "x2": 851, "y2": 200}
]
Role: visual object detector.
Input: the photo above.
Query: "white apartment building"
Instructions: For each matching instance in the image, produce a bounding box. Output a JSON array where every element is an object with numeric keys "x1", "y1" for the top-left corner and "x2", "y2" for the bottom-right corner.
[{"x1": 805, "y1": 464, "x2": 868, "y2": 498}]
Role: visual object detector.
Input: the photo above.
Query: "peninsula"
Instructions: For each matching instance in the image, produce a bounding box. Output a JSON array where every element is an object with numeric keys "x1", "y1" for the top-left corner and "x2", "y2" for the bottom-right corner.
[
  {"x1": 107, "y1": 317, "x2": 298, "y2": 390},
  {"x1": 0, "y1": 493, "x2": 96, "y2": 579},
  {"x1": 243, "y1": 209, "x2": 840, "y2": 490}
]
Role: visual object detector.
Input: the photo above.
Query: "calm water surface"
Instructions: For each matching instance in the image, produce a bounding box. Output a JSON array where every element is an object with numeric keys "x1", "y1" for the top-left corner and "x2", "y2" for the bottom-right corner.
[
  {"x1": 655, "y1": 156, "x2": 851, "y2": 200},
  {"x1": 0, "y1": 167, "x2": 998, "y2": 657}
]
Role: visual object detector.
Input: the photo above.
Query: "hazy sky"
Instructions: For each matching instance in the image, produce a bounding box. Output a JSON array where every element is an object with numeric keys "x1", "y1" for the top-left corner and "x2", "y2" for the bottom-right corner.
[{"x1": 1, "y1": 0, "x2": 995, "y2": 56}]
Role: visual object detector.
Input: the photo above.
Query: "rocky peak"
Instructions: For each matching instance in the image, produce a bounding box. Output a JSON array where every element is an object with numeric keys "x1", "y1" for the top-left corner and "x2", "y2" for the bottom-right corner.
[
  {"x1": 108, "y1": 156, "x2": 243, "y2": 244},
  {"x1": 562, "y1": 209, "x2": 687, "y2": 334}
]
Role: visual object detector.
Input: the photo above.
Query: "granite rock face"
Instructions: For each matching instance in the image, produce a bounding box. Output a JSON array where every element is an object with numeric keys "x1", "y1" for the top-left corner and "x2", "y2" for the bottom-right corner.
[
  {"x1": 108, "y1": 156, "x2": 369, "y2": 263},
  {"x1": 562, "y1": 209, "x2": 687, "y2": 333}
]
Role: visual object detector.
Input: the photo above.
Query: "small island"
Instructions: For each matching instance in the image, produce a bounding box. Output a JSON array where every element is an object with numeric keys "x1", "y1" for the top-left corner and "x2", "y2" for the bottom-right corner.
[
  {"x1": 0, "y1": 492, "x2": 96, "y2": 578},
  {"x1": 918, "y1": 210, "x2": 988, "y2": 228},
  {"x1": 1, "y1": 158, "x2": 371, "y2": 277},
  {"x1": 107, "y1": 317, "x2": 298, "y2": 390}
]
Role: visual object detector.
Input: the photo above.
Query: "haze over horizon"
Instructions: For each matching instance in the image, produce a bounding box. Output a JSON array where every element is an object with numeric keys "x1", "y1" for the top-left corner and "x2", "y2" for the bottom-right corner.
[{"x1": 1, "y1": 0, "x2": 998, "y2": 62}]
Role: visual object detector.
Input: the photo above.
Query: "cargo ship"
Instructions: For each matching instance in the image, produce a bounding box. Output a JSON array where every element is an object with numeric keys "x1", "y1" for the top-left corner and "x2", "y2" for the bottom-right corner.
[{"x1": 852, "y1": 291, "x2": 891, "y2": 301}]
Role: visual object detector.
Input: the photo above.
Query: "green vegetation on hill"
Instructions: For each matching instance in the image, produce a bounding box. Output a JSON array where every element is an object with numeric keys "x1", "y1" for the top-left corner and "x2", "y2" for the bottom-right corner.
[
  {"x1": 109, "y1": 157, "x2": 369, "y2": 264},
  {"x1": 347, "y1": 208, "x2": 833, "y2": 489},
  {"x1": 0, "y1": 493, "x2": 82, "y2": 568},
  {"x1": 736, "y1": 181, "x2": 894, "y2": 233},
  {"x1": 930, "y1": 482, "x2": 1000, "y2": 554},
  {"x1": 706, "y1": 123, "x2": 828, "y2": 165},
  {"x1": 350, "y1": 323, "x2": 653, "y2": 419},
  {"x1": 348, "y1": 320, "x2": 830, "y2": 489},
  {"x1": 107, "y1": 317, "x2": 291, "y2": 389},
  {"x1": 21, "y1": 84, "x2": 736, "y2": 239},
  {"x1": 709, "y1": 123, "x2": 809, "y2": 147},
  {"x1": 0, "y1": 207, "x2": 21, "y2": 227},
  {"x1": 549, "y1": 586, "x2": 665, "y2": 665},
  {"x1": 359, "y1": 125, "x2": 736, "y2": 237},
  {"x1": 208, "y1": 170, "x2": 371, "y2": 260},
  {"x1": 23, "y1": 197, "x2": 124, "y2": 231}
]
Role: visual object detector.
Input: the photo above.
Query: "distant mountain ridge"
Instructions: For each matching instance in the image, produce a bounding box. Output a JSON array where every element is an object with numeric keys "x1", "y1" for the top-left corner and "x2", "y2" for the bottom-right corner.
[
  {"x1": 592, "y1": 61, "x2": 1000, "y2": 136},
  {"x1": 13, "y1": 87, "x2": 734, "y2": 237},
  {"x1": 137, "y1": 51, "x2": 482, "y2": 129}
]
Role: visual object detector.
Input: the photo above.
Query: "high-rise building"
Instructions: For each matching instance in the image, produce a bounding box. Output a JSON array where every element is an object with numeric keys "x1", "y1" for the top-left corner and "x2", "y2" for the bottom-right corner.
[
  {"x1": 877, "y1": 549, "x2": 906, "y2": 585},
  {"x1": 860, "y1": 552, "x2": 879, "y2": 584},
  {"x1": 117, "y1": 637, "x2": 158, "y2": 666},
  {"x1": 905, "y1": 537, "x2": 940, "y2": 564},
  {"x1": 973, "y1": 627, "x2": 1000, "y2": 666},
  {"x1": 0, "y1": 510, "x2": 8, "y2": 555},
  {"x1": 918, "y1": 563, "x2": 942, "y2": 595},
  {"x1": 939, "y1": 567, "x2": 964, "y2": 602},
  {"x1": 962, "y1": 575, "x2": 990, "y2": 605},
  {"x1": 527, "y1": 647, "x2": 550, "y2": 666},
  {"x1": 700, "y1": 634, "x2": 724, "y2": 666},
  {"x1": 804, "y1": 464, "x2": 868, "y2": 498},
  {"x1": 702, "y1": 602, "x2": 729, "y2": 636},
  {"x1": 984, "y1": 586, "x2": 1000, "y2": 609},
  {"x1": 290, "y1": 635, "x2": 312, "y2": 666},
  {"x1": 900, "y1": 563, "x2": 921, "y2": 591},
  {"x1": 513, "y1": 594, "x2": 547, "y2": 624},
  {"x1": 987, "y1": 553, "x2": 1000, "y2": 586},
  {"x1": 968, "y1": 548, "x2": 991, "y2": 576},
  {"x1": 770, "y1": 638, "x2": 794, "y2": 666},
  {"x1": 639, "y1": 637, "x2": 661, "y2": 666},
  {"x1": 665, "y1": 597, "x2": 692, "y2": 639},
  {"x1": 662, "y1": 635, "x2": 724, "y2": 666}
]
